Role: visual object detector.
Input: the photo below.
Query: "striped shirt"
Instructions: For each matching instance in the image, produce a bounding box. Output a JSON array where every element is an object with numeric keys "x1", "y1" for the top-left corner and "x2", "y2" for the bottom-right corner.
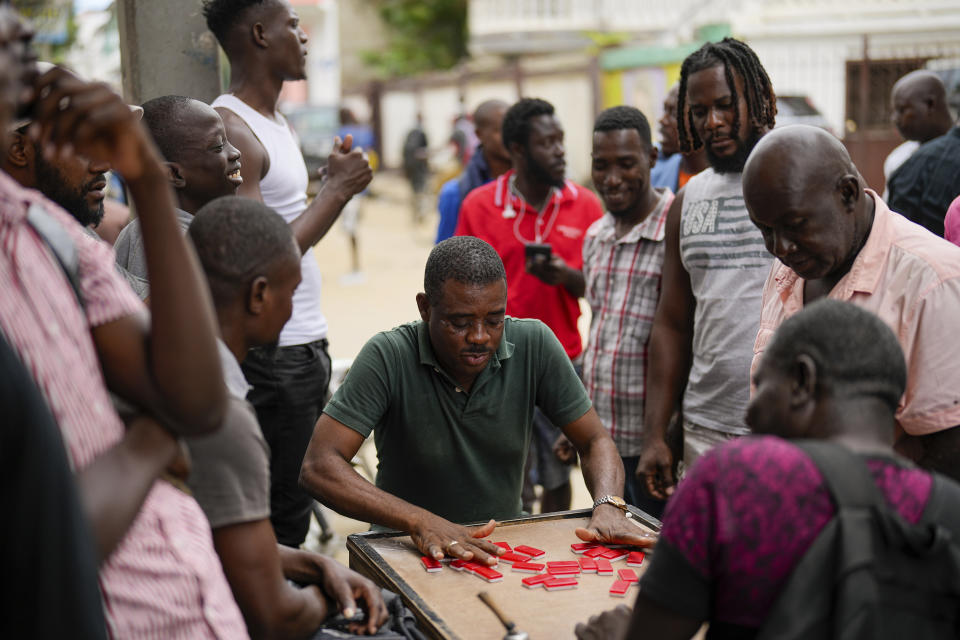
[
  {"x1": 582, "y1": 188, "x2": 673, "y2": 456},
  {"x1": 0, "y1": 171, "x2": 247, "y2": 639},
  {"x1": 678, "y1": 168, "x2": 773, "y2": 436}
]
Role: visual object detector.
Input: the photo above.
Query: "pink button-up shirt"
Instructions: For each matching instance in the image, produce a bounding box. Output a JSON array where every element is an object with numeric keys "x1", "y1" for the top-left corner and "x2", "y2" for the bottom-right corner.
[
  {"x1": 752, "y1": 190, "x2": 960, "y2": 436},
  {"x1": 0, "y1": 171, "x2": 247, "y2": 639}
]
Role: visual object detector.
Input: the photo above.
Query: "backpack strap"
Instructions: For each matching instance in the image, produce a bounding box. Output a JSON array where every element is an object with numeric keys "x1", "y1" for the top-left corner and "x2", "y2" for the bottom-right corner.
[
  {"x1": 922, "y1": 474, "x2": 960, "y2": 535},
  {"x1": 25, "y1": 202, "x2": 85, "y2": 310},
  {"x1": 793, "y1": 440, "x2": 886, "y2": 510}
]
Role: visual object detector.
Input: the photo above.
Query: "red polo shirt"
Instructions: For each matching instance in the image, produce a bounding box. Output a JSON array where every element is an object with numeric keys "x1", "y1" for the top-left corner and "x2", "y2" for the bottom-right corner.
[{"x1": 455, "y1": 170, "x2": 602, "y2": 359}]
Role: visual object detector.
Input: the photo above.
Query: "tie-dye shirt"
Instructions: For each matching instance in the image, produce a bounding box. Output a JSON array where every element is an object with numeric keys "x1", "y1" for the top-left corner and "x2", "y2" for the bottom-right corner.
[{"x1": 639, "y1": 436, "x2": 933, "y2": 636}]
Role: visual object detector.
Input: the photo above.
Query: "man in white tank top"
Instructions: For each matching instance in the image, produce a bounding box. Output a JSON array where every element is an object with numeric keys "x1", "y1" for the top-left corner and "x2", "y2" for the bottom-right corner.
[
  {"x1": 638, "y1": 39, "x2": 776, "y2": 501},
  {"x1": 203, "y1": 0, "x2": 372, "y2": 547}
]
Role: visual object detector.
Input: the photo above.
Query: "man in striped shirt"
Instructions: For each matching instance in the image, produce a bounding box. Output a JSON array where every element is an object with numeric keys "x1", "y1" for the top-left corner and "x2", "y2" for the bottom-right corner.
[
  {"x1": 581, "y1": 106, "x2": 674, "y2": 519},
  {"x1": 0, "y1": 16, "x2": 248, "y2": 638}
]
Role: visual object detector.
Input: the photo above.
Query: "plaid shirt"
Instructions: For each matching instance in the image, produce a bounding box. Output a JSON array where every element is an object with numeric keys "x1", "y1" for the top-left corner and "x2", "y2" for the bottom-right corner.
[
  {"x1": 0, "y1": 171, "x2": 247, "y2": 639},
  {"x1": 582, "y1": 189, "x2": 673, "y2": 456}
]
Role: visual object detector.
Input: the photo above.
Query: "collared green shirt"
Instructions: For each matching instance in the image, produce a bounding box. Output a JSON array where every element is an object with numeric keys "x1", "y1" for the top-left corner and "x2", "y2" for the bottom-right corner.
[{"x1": 325, "y1": 317, "x2": 592, "y2": 524}]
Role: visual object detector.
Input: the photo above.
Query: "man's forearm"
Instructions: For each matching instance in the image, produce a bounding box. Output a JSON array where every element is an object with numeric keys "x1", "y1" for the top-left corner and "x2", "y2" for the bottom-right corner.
[
  {"x1": 301, "y1": 453, "x2": 436, "y2": 534},
  {"x1": 563, "y1": 267, "x2": 586, "y2": 299},
  {"x1": 642, "y1": 323, "x2": 693, "y2": 445},
  {"x1": 578, "y1": 434, "x2": 625, "y2": 500},
  {"x1": 129, "y1": 157, "x2": 225, "y2": 435},
  {"x1": 75, "y1": 416, "x2": 177, "y2": 563},
  {"x1": 289, "y1": 183, "x2": 350, "y2": 254}
]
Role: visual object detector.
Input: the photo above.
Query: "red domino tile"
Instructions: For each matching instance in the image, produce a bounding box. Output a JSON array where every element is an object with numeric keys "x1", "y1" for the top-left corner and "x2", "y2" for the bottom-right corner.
[
  {"x1": 618, "y1": 569, "x2": 638, "y2": 583},
  {"x1": 583, "y1": 546, "x2": 611, "y2": 558},
  {"x1": 493, "y1": 541, "x2": 512, "y2": 552},
  {"x1": 546, "y1": 561, "x2": 580, "y2": 568},
  {"x1": 596, "y1": 558, "x2": 614, "y2": 575},
  {"x1": 511, "y1": 562, "x2": 546, "y2": 573},
  {"x1": 462, "y1": 561, "x2": 485, "y2": 574},
  {"x1": 514, "y1": 545, "x2": 545, "y2": 558},
  {"x1": 449, "y1": 559, "x2": 468, "y2": 571},
  {"x1": 571, "y1": 542, "x2": 602, "y2": 554},
  {"x1": 579, "y1": 557, "x2": 598, "y2": 573},
  {"x1": 420, "y1": 556, "x2": 443, "y2": 572},
  {"x1": 547, "y1": 565, "x2": 581, "y2": 576},
  {"x1": 601, "y1": 549, "x2": 629, "y2": 562},
  {"x1": 627, "y1": 551, "x2": 645, "y2": 567},
  {"x1": 473, "y1": 566, "x2": 504, "y2": 583},
  {"x1": 544, "y1": 577, "x2": 579, "y2": 591},
  {"x1": 522, "y1": 574, "x2": 552, "y2": 588},
  {"x1": 609, "y1": 580, "x2": 631, "y2": 597},
  {"x1": 498, "y1": 551, "x2": 532, "y2": 564}
]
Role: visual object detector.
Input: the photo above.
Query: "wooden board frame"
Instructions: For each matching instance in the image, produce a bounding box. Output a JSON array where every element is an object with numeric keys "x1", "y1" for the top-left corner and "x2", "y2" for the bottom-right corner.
[{"x1": 347, "y1": 508, "x2": 662, "y2": 640}]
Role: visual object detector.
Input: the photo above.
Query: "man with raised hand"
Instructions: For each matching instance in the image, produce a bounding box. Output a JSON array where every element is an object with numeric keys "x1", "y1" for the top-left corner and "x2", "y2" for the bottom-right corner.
[{"x1": 204, "y1": 0, "x2": 372, "y2": 548}]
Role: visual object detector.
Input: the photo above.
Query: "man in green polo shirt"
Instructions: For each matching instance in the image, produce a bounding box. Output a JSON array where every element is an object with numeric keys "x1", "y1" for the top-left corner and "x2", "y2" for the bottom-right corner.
[{"x1": 301, "y1": 236, "x2": 656, "y2": 565}]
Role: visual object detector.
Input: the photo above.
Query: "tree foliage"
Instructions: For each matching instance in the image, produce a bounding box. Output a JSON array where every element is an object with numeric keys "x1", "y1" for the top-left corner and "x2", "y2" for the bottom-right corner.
[{"x1": 362, "y1": 0, "x2": 468, "y2": 77}]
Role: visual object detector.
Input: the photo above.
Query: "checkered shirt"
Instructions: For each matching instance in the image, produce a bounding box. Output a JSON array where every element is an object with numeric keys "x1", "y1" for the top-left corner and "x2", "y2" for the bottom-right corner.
[{"x1": 581, "y1": 189, "x2": 673, "y2": 456}]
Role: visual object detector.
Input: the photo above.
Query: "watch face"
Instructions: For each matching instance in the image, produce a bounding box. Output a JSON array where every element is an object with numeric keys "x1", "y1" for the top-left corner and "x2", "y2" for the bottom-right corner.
[{"x1": 610, "y1": 496, "x2": 626, "y2": 508}]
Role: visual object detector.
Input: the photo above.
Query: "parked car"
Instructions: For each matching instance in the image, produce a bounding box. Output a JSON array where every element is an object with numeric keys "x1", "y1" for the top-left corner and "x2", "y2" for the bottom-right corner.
[
  {"x1": 775, "y1": 95, "x2": 834, "y2": 135},
  {"x1": 284, "y1": 105, "x2": 340, "y2": 181}
]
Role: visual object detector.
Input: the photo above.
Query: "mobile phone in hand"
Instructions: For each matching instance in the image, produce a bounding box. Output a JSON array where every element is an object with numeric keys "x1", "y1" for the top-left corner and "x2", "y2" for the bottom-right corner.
[{"x1": 524, "y1": 242, "x2": 552, "y2": 261}]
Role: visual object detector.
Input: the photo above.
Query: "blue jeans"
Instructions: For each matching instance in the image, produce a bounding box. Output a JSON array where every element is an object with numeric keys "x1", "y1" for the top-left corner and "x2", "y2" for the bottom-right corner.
[
  {"x1": 621, "y1": 455, "x2": 666, "y2": 520},
  {"x1": 242, "y1": 339, "x2": 331, "y2": 547}
]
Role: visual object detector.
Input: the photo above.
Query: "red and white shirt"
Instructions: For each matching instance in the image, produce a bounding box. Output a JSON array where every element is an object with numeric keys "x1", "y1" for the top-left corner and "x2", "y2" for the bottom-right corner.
[
  {"x1": 581, "y1": 189, "x2": 673, "y2": 456},
  {"x1": 0, "y1": 170, "x2": 247, "y2": 639},
  {"x1": 455, "y1": 169, "x2": 603, "y2": 359}
]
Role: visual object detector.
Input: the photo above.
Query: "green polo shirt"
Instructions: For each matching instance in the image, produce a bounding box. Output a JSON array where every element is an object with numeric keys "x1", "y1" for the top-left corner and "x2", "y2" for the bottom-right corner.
[{"x1": 324, "y1": 317, "x2": 592, "y2": 524}]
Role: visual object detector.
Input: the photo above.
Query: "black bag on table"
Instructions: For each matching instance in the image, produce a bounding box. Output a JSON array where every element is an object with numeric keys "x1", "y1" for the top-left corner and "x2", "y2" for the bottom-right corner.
[{"x1": 757, "y1": 440, "x2": 960, "y2": 640}]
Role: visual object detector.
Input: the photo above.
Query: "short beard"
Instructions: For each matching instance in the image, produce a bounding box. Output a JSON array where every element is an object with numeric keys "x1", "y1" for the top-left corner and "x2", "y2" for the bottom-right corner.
[
  {"x1": 706, "y1": 129, "x2": 763, "y2": 174},
  {"x1": 34, "y1": 154, "x2": 104, "y2": 227},
  {"x1": 526, "y1": 153, "x2": 565, "y2": 189}
]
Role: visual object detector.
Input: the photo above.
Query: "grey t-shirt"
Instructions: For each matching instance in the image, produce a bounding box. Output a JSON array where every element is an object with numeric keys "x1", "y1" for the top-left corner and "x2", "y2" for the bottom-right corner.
[
  {"x1": 113, "y1": 208, "x2": 194, "y2": 299},
  {"x1": 678, "y1": 168, "x2": 773, "y2": 435},
  {"x1": 185, "y1": 340, "x2": 270, "y2": 529}
]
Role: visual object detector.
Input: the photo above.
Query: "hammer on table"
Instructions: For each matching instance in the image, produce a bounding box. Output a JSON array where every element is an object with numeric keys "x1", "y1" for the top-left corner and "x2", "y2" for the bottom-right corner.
[{"x1": 478, "y1": 591, "x2": 529, "y2": 640}]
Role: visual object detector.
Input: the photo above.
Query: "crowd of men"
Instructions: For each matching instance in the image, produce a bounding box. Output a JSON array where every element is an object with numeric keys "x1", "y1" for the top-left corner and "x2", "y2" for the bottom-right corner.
[{"x1": 4, "y1": 0, "x2": 960, "y2": 637}]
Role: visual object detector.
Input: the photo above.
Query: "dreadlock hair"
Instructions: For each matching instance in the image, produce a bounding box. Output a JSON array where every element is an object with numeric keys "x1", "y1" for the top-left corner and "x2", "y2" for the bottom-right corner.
[
  {"x1": 501, "y1": 98, "x2": 555, "y2": 152},
  {"x1": 676, "y1": 37, "x2": 777, "y2": 153}
]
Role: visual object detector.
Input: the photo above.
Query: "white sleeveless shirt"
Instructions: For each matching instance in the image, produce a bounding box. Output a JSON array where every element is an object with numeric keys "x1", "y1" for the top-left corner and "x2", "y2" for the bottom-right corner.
[{"x1": 212, "y1": 94, "x2": 328, "y2": 346}]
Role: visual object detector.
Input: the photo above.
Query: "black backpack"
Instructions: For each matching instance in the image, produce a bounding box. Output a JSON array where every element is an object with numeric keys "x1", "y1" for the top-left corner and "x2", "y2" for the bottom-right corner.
[{"x1": 757, "y1": 440, "x2": 960, "y2": 639}]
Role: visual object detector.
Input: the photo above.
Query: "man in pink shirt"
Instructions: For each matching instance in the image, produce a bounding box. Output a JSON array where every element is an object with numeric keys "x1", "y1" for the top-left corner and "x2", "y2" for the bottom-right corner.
[
  {"x1": 945, "y1": 195, "x2": 960, "y2": 246},
  {"x1": 0, "y1": 12, "x2": 248, "y2": 637},
  {"x1": 745, "y1": 125, "x2": 960, "y2": 481}
]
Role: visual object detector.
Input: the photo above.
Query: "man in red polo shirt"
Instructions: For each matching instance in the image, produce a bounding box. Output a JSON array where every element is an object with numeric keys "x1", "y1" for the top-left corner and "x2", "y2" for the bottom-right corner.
[{"x1": 455, "y1": 98, "x2": 602, "y2": 511}]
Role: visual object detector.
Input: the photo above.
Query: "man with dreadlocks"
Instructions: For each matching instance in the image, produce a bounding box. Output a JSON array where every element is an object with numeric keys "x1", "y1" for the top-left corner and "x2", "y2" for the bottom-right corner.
[{"x1": 639, "y1": 38, "x2": 776, "y2": 499}]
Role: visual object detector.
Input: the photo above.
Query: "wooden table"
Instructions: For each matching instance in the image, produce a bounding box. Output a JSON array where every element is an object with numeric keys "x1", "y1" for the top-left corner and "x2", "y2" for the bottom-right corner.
[{"x1": 347, "y1": 509, "x2": 660, "y2": 640}]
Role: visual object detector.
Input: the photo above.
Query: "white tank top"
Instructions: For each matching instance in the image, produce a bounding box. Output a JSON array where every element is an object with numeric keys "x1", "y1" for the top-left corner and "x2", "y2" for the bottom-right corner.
[{"x1": 212, "y1": 94, "x2": 328, "y2": 346}]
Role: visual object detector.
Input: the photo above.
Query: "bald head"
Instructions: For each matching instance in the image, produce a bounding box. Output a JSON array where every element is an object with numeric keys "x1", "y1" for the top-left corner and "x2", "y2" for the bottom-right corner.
[
  {"x1": 473, "y1": 99, "x2": 509, "y2": 164},
  {"x1": 474, "y1": 100, "x2": 508, "y2": 129},
  {"x1": 890, "y1": 70, "x2": 953, "y2": 142},
  {"x1": 744, "y1": 125, "x2": 871, "y2": 282},
  {"x1": 744, "y1": 125, "x2": 860, "y2": 197}
]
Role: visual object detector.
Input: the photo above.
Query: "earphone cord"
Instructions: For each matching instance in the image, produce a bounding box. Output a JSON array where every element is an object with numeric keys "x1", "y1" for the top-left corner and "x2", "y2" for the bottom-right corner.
[{"x1": 507, "y1": 174, "x2": 560, "y2": 244}]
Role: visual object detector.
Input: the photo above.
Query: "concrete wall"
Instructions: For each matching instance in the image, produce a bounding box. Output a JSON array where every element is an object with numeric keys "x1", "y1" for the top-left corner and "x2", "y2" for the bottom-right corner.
[{"x1": 117, "y1": 0, "x2": 220, "y2": 104}]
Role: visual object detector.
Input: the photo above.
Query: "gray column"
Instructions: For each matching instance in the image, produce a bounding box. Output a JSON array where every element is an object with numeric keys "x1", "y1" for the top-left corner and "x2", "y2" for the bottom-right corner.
[{"x1": 117, "y1": 0, "x2": 221, "y2": 105}]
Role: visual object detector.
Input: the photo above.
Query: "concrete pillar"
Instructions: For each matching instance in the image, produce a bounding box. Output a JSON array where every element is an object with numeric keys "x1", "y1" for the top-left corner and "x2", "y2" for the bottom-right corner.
[{"x1": 117, "y1": 0, "x2": 221, "y2": 105}]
